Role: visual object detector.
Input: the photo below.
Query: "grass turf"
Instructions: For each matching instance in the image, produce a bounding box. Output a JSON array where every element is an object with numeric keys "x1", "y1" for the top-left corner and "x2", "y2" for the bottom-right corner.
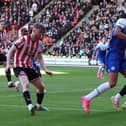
[{"x1": 0, "y1": 66, "x2": 126, "y2": 126}]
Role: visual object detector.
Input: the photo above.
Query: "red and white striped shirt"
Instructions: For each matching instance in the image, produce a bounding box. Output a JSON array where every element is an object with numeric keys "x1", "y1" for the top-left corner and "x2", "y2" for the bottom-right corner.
[{"x1": 13, "y1": 35, "x2": 43, "y2": 69}]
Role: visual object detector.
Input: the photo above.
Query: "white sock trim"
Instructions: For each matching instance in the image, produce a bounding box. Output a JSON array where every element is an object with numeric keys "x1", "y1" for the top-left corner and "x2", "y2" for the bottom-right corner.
[{"x1": 8, "y1": 81, "x2": 12, "y2": 86}]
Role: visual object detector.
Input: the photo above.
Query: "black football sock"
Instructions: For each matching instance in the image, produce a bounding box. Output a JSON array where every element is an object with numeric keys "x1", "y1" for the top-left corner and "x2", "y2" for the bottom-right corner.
[
  {"x1": 36, "y1": 93, "x2": 44, "y2": 104},
  {"x1": 5, "y1": 68, "x2": 11, "y2": 82},
  {"x1": 119, "y1": 85, "x2": 126, "y2": 96},
  {"x1": 23, "y1": 91, "x2": 32, "y2": 105}
]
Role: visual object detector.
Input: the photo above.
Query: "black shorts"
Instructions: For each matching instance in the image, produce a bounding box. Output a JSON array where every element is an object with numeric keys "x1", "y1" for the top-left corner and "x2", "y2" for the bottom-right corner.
[
  {"x1": 14, "y1": 67, "x2": 40, "y2": 81},
  {"x1": 0, "y1": 54, "x2": 6, "y2": 63}
]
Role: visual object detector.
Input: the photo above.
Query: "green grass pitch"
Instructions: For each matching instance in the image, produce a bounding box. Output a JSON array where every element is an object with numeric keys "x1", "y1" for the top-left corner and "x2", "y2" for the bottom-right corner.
[{"x1": 0, "y1": 66, "x2": 126, "y2": 126}]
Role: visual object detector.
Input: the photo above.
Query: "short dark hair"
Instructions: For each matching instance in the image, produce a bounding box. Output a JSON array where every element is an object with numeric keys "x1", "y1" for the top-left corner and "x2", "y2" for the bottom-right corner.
[{"x1": 33, "y1": 23, "x2": 45, "y2": 33}]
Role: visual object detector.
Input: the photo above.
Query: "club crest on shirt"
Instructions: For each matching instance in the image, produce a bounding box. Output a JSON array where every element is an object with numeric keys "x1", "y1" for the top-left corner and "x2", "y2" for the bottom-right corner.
[{"x1": 111, "y1": 66, "x2": 115, "y2": 71}]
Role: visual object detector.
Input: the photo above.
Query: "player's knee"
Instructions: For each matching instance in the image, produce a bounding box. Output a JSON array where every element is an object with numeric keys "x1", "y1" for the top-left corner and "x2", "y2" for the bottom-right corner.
[
  {"x1": 23, "y1": 83, "x2": 29, "y2": 91},
  {"x1": 37, "y1": 85, "x2": 45, "y2": 93},
  {"x1": 110, "y1": 83, "x2": 116, "y2": 88}
]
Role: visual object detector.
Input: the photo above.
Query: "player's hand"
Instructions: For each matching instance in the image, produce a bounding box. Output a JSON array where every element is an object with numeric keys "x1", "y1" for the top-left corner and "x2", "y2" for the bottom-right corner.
[{"x1": 45, "y1": 70, "x2": 53, "y2": 76}]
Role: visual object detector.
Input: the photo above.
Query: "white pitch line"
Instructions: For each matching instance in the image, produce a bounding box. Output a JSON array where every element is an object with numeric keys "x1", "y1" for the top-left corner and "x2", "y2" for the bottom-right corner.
[{"x1": 0, "y1": 104, "x2": 115, "y2": 112}]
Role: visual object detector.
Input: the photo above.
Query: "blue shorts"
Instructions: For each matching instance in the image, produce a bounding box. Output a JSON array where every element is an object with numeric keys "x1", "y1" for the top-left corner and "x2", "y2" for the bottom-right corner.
[
  {"x1": 98, "y1": 54, "x2": 105, "y2": 64},
  {"x1": 106, "y1": 51, "x2": 126, "y2": 73}
]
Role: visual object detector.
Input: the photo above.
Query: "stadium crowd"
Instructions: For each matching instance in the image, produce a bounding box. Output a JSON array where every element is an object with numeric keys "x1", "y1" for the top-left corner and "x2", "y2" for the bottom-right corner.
[
  {"x1": 33, "y1": 0, "x2": 92, "y2": 50},
  {"x1": 0, "y1": 0, "x2": 126, "y2": 60},
  {"x1": 0, "y1": 0, "x2": 92, "y2": 49},
  {"x1": 49, "y1": 0, "x2": 126, "y2": 59},
  {"x1": 0, "y1": 0, "x2": 52, "y2": 27}
]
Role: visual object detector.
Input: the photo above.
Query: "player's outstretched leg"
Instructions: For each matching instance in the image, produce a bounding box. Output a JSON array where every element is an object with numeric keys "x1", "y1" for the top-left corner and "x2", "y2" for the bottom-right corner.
[
  {"x1": 81, "y1": 82, "x2": 110, "y2": 113},
  {"x1": 23, "y1": 91, "x2": 36, "y2": 115}
]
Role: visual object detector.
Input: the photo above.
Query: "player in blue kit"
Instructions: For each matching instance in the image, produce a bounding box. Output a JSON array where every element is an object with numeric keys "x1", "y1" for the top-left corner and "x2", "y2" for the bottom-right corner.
[
  {"x1": 81, "y1": 11, "x2": 126, "y2": 113},
  {"x1": 93, "y1": 37, "x2": 109, "y2": 79},
  {"x1": 111, "y1": 26, "x2": 126, "y2": 111}
]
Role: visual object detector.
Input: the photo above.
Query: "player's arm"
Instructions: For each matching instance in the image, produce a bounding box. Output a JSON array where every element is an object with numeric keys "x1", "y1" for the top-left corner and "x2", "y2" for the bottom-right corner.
[
  {"x1": 38, "y1": 54, "x2": 53, "y2": 76},
  {"x1": 1, "y1": 35, "x2": 12, "y2": 54},
  {"x1": 92, "y1": 45, "x2": 98, "y2": 58},
  {"x1": 4, "y1": 33, "x2": 12, "y2": 46},
  {"x1": 5, "y1": 36, "x2": 25, "y2": 72},
  {"x1": 5, "y1": 45, "x2": 17, "y2": 72},
  {"x1": 5, "y1": 39, "x2": 12, "y2": 46},
  {"x1": 114, "y1": 27, "x2": 126, "y2": 40},
  {"x1": 92, "y1": 48, "x2": 97, "y2": 58}
]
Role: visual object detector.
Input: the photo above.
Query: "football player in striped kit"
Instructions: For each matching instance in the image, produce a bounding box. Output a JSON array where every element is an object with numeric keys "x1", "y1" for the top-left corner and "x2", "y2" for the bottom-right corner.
[
  {"x1": 0, "y1": 19, "x2": 15, "y2": 88},
  {"x1": 6, "y1": 23, "x2": 53, "y2": 115}
]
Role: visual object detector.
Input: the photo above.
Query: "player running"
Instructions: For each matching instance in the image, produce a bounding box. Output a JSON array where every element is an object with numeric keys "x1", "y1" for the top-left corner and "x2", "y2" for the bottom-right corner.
[
  {"x1": 93, "y1": 37, "x2": 109, "y2": 79},
  {"x1": 81, "y1": 11, "x2": 126, "y2": 113},
  {"x1": 0, "y1": 19, "x2": 15, "y2": 88},
  {"x1": 6, "y1": 23, "x2": 53, "y2": 115}
]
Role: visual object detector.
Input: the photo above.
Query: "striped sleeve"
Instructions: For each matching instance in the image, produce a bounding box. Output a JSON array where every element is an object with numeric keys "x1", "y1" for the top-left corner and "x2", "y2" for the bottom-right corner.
[{"x1": 14, "y1": 36, "x2": 26, "y2": 49}]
